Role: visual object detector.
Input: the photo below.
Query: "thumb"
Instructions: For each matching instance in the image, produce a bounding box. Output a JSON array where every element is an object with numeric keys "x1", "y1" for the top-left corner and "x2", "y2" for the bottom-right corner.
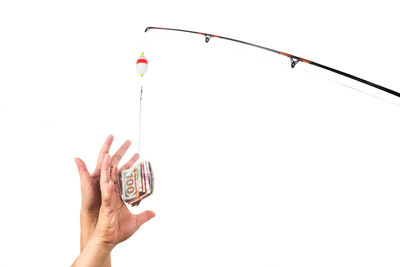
[
  {"x1": 74, "y1": 157, "x2": 91, "y2": 182},
  {"x1": 134, "y1": 210, "x2": 156, "y2": 229}
]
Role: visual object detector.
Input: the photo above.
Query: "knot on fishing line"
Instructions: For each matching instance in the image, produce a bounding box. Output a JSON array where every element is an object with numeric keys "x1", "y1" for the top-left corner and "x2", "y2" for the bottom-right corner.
[{"x1": 290, "y1": 57, "x2": 300, "y2": 68}]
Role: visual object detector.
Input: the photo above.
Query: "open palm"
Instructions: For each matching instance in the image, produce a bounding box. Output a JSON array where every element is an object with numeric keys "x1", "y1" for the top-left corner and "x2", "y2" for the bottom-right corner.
[
  {"x1": 74, "y1": 135, "x2": 141, "y2": 253},
  {"x1": 93, "y1": 154, "x2": 155, "y2": 247},
  {"x1": 75, "y1": 135, "x2": 139, "y2": 213}
]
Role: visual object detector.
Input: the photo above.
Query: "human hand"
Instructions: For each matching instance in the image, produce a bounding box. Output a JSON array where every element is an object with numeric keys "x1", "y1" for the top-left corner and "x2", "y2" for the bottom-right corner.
[
  {"x1": 92, "y1": 154, "x2": 155, "y2": 248},
  {"x1": 74, "y1": 135, "x2": 140, "y2": 251}
]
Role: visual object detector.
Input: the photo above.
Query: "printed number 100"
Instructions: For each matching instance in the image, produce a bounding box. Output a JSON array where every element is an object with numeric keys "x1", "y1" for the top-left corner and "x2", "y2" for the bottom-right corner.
[{"x1": 126, "y1": 173, "x2": 135, "y2": 194}]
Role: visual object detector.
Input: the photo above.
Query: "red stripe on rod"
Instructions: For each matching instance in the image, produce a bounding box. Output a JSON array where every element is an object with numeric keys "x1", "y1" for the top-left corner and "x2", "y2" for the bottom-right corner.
[
  {"x1": 279, "y1": 52, "x2": 292, "y2": 58},
  {"x1": 299, "y1": 58, "x2": 311, "y2": 64}
]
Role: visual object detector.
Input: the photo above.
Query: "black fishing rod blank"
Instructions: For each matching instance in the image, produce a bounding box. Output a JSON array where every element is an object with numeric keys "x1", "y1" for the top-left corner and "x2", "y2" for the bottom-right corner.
[{"x1": 145, "y1": 26, "x2": 400, "y2": 98}]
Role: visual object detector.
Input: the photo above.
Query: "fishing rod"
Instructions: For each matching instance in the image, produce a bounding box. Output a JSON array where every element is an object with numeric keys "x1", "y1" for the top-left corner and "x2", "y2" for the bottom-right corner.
[{"x1": 145, "y1": 26, "x2": 400, "y2": 98}]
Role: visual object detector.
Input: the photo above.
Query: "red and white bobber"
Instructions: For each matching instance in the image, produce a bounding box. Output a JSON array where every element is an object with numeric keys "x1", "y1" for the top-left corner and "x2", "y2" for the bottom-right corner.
[{"x1": 136, "y1": 52, "x2": 148, "y2": 77}]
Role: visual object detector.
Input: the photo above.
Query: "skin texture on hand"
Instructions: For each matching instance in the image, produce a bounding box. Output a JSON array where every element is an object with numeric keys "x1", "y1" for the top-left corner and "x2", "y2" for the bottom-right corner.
[
  {"x1": 73, "y1": 135, "x2": 154, "y2": 266},
  {"x1": 72, "y1": 154, "x2": 155, "y2": 267},
  {"x1": 74, "y1": 135, "x2": 139, "y2": 251},
  {"x1": 93, "y1": 154, "x2": 155, "y2": 247},
  {"x1": 72, "y1": 237, "x2": 114, "y2": 267}
]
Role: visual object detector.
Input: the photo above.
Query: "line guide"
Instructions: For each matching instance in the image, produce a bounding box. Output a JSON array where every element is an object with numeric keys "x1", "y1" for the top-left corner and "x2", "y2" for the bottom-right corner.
[{"x1": 145, "y1": 26, "x2": 399, "y2": 98}]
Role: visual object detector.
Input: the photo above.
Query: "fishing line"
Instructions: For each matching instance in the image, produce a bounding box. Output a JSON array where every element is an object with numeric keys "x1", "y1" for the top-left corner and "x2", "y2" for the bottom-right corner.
[
  {"x1": 136, "y1": 52, "x2": 148, "y2": 160},
  {"x1": 145, "y1": 26, "x2": 400, "y2": 99},
  {"x1": 137, "y1": 29, "x2": 148, "y2": 158},
  {"x1": 138, "y1": 86, "x2": 143, "y2": 157},
  {"x1": 296, "y1": 66, "x2": 400, "y2": 109},
  {"x1": 118, "y1": 26, "x2": 398, "y2": 209},
  {"x1": 118, "y1": 50, "x2": 154, "y2": 208},
  {"x1": 141, "y1": 29, "x2": 148, "y2": 55}
]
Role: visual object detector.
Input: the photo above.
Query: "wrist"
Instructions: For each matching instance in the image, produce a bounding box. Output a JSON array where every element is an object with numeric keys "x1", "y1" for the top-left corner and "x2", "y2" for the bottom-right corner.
[
  {"x1": 81, "y1": 202, "x2": 100, "y2": 216},
  {"x1": 80, "y1": 209, "x2": 98, "y2": 225},
  {"x1": 72, "y1": 237, "x2": 113, "y2": 267},
  {"x1": 90, "y1": 236, "x2": 115, "y2": 253},
  {"x1": 80, "y1": 211, "x2": 97, "y2": 252}
]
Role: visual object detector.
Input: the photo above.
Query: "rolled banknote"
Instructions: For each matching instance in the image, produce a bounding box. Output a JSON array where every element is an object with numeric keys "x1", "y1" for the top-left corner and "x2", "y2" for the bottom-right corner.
[{"x1": 119, "y1": 160, "x2": 154, "y2": 207}]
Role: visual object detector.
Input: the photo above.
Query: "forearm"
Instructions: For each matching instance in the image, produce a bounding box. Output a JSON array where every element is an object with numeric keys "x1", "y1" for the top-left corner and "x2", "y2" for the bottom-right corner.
[
  {"x1": 72, "y1": 238, "x2": 113, "y2": 267},
  {"x1": 80, "y1": 210, "x2": 111, "y2": 267},
  {"x1": 80, "y1": 210, "x2": 98, "y2": 251}
]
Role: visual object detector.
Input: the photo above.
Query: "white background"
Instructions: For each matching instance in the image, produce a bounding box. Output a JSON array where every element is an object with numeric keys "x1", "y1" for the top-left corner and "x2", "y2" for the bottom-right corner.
[{"x1": 1, "y1": 1, "x2": 400, "y2": 266}]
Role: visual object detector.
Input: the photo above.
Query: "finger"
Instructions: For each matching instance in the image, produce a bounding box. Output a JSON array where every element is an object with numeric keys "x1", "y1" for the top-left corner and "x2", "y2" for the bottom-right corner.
[
  {"x1": 100, "y1": 154, "x2": 113, "y2": 207},
  {"x1": 93, "y1": 135, "x2": 114, "y2": 177},
  {"x1": 110, "y1": 165, "x2": 119, "y2": 183},
  {"x1": 74, "y1": 157, "x2": 91, "y2": 182},
  {"x1": 120, "y1": 153, "x2": 140, "y2": 172},
  {"x1": 135, "y1": 210, "x2": 156, "y2": 229},
  {"x1": 110, "y1": 166, "x2": 120, "y2": 194},
  {"x1": 111, "y1": 140, "x2": 132, "y2": 168}
]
